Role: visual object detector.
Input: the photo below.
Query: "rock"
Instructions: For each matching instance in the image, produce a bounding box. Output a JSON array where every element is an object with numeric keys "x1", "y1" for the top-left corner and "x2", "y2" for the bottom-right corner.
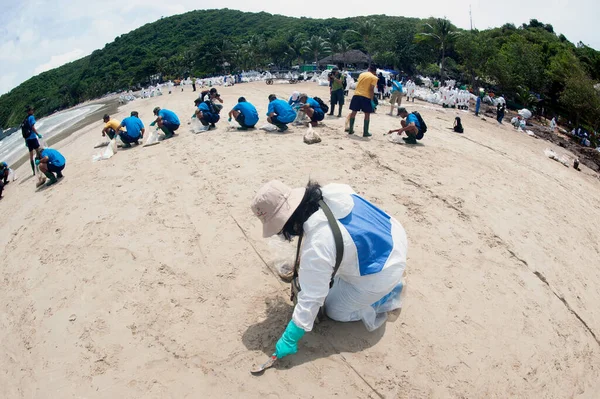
[{"x1": 69, "y1": 314, "x2": 77, "y2": 322}]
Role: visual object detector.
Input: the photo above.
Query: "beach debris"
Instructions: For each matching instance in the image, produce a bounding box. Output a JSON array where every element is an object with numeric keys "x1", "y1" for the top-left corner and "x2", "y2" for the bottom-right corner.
[
  {"x1": 260, "y1": 123, "x2": 278, "y2": 132},
  {"x1": 92, "y1": 138, "x2": 118, "y2": 162},
  {"x1": 143, "y1": 130, "x2": 161, "y2": 147},
  {"x1": 303, "y1": 126, "x2": 321, "y2": 144},
  {"x1": 93, "y1": 140, "x2": 110, "y2": 148},
  {"x1": 544, "y1": 148, "x2": 570, "y2": 167},
  {"x1": 250, "y1": 355, "x2": 277, "y2": 375},
  {"x1": 69, "y1": 314, "x2": 77, "y2": 322},
  {"x1": 574, "y1": 158, "x2": 580, "y2": 170},
  {"x1": 525, "y1": 130, "x2": 537, "y2": 138},
  {"x1": 387, "y1": 133, "x2": 404, "y2": 144}
]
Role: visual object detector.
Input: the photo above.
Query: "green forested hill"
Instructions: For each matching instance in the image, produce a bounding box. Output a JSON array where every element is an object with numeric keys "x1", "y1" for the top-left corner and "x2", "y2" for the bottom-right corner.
[{"x1": 1, "y1": 9, "x2": 599, "y2": 128}]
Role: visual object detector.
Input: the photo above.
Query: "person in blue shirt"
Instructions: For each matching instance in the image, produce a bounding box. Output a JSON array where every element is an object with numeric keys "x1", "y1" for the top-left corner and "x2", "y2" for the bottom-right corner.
[
  {"x1": 228, "y1": 97, "x2": 259, "y2": 130},
  {"x1": 298, "y1": 94, "x2": 324, "y2": 127},
  {"x1": 119, "y1": 111, "x2": 145, "y2": 147},
  {"x1": 23, "y1": 105, "x2": 43, "y2": 176},
  {"x1": 267, "y1": 94, "x2": 297, "y2": 132},
  {"x1": 388, "y1": 77, "x2": 404, "y2": 115},
  {"x1": 194, "y1": 97, "x2": 221, "y2": 131},
  {"x1": 0, "y1": 161, "x2": 8, "y2": 199},
  {"x1": 35, "y1": 147, "x2": 66, "y2": 186},
  {"x1": 288, "y1": 91, "x2": 301, "y2": 109},
  {"x1": 387, "y1": 107, "x2": 424, "y2": 144},
  {"x1": 152, "y1": 107, "x2": 180, "y2": 139}
]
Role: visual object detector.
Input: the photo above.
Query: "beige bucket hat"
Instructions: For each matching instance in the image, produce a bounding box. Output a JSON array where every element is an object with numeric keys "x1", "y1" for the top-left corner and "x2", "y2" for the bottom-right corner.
[{"x1": 251, "y1": 180, "x2": 305, "y2": 237}]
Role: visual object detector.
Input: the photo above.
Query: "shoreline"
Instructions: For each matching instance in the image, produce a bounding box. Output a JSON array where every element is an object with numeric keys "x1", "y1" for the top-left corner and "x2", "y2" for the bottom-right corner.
[{"x1": 8, "y1": 97, "x2": 121, "y2": 170}]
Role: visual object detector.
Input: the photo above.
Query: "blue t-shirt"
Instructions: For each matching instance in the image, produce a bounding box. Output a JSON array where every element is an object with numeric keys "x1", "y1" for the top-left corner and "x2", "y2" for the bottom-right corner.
[
  {"x1": 197, "y1": 102, "x2": 211, "y2": 113},
  {"x1": 41, "y1": 148, "x2": 65, "y2": 167},
  {"x1": 233, "y1": 102, "x2": 259, "y2": 126},
  {"x1": 406, "y1": 113, "x2": 421, "y2": 130},
  {"x1": 120, "y1": 116, "x2": 144, "y2": 139},
  {"x1": 26, "y1": 115, "x2": 37, "y2": 140},
  {"x1": 306, "y1": 97, "x2": 322, "y2": 112},
  {"x1": 158, "y1": 109, "x2": 180, "y2": 125},
  {"x1": 267, "y1": 99, "x2": 296, "y2": 124},
  {"x1": 391, "y1": 80, "x2": 403, "y2": 93}
]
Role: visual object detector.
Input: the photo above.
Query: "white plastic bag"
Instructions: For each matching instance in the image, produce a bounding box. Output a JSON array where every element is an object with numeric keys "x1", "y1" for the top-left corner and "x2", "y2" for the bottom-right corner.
[
  {"x1": 267, "y1": 236, "x2": 297, "y2": 282},
  {"x1": 303, "y1": 126, "x2": 321, "y2": 144},
  {"x1": 518, "y1": 108, "x2": 532, "y2": 119},
  {"x1": 92, "y1": 138, "x2": 117, "y2": 162},
  {"x1": 544, "y1": 148, "x2": 570, "y2": 167},
  {"x1": 260, "y1": 123, "x2": 278, "y2": 132},
  {"x1": 143, "y1": 129, "x2": 161, "y2": 146},
  {"x1": 388, "y1": 133, "x2": 404, "y2": 144},
  {"x1": 191, "y1": 118, "x2": 208, "y2": 134}
]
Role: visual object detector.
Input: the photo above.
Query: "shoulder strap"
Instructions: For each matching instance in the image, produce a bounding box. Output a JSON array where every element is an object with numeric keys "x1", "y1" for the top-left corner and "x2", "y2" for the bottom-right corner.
[{"x1": 291, "y1": 199, "x2": 345, "y2": 288}]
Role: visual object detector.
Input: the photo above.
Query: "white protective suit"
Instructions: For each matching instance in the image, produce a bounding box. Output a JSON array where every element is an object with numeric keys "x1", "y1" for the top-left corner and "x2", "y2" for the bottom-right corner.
[{"x1": 293, "y1": 184, "x2": 407, "y2": 332}]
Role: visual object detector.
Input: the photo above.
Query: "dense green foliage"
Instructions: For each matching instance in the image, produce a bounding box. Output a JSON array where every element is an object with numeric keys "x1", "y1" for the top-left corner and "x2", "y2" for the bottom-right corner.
[{"x1": 1, "y1": 9, "x2": 599, "y2": 129}]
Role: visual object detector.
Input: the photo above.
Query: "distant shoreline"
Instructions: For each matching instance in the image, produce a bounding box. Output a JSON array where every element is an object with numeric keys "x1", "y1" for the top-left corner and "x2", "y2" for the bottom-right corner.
[{"x1": 8, "y1": 96, "x2": 120, "y2": 170}]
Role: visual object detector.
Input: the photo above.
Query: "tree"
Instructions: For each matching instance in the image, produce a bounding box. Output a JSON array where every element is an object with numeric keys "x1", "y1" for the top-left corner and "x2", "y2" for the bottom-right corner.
[
  {"x1": 415, "y1": 18, "x2": 461, "y2": 83},
  {"x1": 560, "y1": 72, "x2": 600, "y2": 127},
  {"x1": 302, "y1": 36, "x2": 331, "y2": 65},
  {"x1": 325, "y1": 28, "x2": 342, "y2": 54},
  {"x1": 348, "y1": 19, "x2": 378, "y2": 65},
  {"x1": 338, "y1": 39, "x2": 352, "y2": 68}
]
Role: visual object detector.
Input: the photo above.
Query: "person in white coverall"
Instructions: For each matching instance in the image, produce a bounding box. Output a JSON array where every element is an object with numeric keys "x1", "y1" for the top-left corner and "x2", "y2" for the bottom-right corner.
[{"x1": 251, "y1": 180, "x2": 407, "y2": 359}]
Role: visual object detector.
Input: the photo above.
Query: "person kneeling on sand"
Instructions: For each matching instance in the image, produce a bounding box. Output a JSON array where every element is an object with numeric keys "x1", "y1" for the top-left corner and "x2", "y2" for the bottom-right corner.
[
  {"x1": 387, "y1": 107, "x2": 426, "y2": 144},
  {"x1": 266, "y1": 94, "x2": 296, "y2": 132},
  {"x1": 228, "y1": 97, "x2": 259, "y2": 130},
  {"x1": 298, "y1": 93, "x2": 325, "y2": 127},
  {"x1": 0, "y1": 161, "x2": 8, "y2": 199},
  {"x1": 118, "y1": 111, "x2": 145, "y2": 147},
  {"x1": 152, "y1": 107, "x2": 180, "y2": 139},
  {"x1": 102, "y1": 114, "x2": 123, "y2": 140},
  {"x1": 35, "y1": 147, "x2": 65, "y2": 186},
  {"x1": 251, "y1": 180, "x2": 407, "y2": 360},
  {"x1": 194, "y1": 98, "x2": 221, "y2": 131}
]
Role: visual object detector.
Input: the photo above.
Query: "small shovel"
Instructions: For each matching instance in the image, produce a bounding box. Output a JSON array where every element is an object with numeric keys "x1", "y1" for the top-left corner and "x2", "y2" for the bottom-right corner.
[{"x1": 250, "y1": 355, "x2": 277, "y2": 375}]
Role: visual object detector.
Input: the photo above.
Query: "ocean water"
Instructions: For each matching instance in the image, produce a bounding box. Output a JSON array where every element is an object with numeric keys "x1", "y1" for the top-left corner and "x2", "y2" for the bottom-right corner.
[{"x1": 0, "y1": 104, "x2": 104, "y2": 167}]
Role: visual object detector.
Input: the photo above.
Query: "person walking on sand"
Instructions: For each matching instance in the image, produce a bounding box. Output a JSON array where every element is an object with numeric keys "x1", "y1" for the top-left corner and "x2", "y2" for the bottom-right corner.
[
  {"x1": 118, "y1": 111, "x2": 145, "y2": 147},
  {"x1": 250, "y1": 180, "x2": 407, "y2": 360},
  {"x1": 21, "y1": 105, "x2": 43, "y2": 176},
  {"x1": 267, "y1": 94, "x2": 297, "y2": 132},
  {"x1": 152, "y1": 107, "x2": 180, "y2": 139},
  {"x1": 388, "y1": 76, "x2": 404, "y2": 116},
  {"x1": 346, "y1": 65, "x2": 378, "y2": 137},
  {"x1": 228, "y1": 97, "x2": 259, "y2": 130},
  {"x1": 35, "y1": 146, "x2": 65, "y2": 187},
  {"x1": 102, "y1": 114, "x2": 123, "y2": 140}
]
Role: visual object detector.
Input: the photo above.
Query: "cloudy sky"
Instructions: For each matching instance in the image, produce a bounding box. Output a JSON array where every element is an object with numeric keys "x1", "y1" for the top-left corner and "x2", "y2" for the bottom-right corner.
[{"x1": 1, "y1": 0, "x2": 598, "y2": 95}]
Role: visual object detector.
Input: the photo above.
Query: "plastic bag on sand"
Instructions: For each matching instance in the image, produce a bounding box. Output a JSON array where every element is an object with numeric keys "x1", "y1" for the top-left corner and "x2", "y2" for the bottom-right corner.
[
  {"x1": 518, "y1": 109, "x2": 532, "y2": 119},
  {"x1": 544, "y1": 148, "x2": 570, "y2": 167},
  {"x1": 268, "y1": 236, "x2": 296, "y2": 282},
  {"x1": 191, "y1": 118, "x2": 208, "y2": 134},
  {"x1": 92, "y1": 138, "x2": 117, "y2": 162},
  {"x1": 260, "y1": 123, "x2": 278, "y2": 132},
  {"x1": 94, "y1": 140, "x2": 110, "y2": 148},
  {"x1": 362, "y1": 272, "x2": 407, "y2": 332},
  {"x1": 303, "y1": 126, "x2": 321, "y2": 144},
  {"x1": 143, "y1": 129, "x2": 161, "y2": 146},
  {"x1": 388, "y1": 133, "x2": 404, "y2": 144}
]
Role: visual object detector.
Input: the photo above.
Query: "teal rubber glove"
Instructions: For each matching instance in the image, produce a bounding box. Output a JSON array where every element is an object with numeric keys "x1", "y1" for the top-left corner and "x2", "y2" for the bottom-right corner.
[
  {"x1": 37, "y1": 134, "x2": 43, "y2": 139},
  {"x1": 228, "y1": 117, "x2": 232, "y2": 122},
  {"x1": 35, "y1": 159, "x2": 40, "y2": 166},
  {"x1": 275, "y1": 320, "x2": 305, "y2": 359},
  {"x1": 150, "y1": 121, "x2": 156, "y2": 127}
]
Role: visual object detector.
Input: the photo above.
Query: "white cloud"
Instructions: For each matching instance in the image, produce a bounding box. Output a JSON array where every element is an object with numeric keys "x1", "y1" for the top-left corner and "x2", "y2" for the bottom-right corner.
[
  {"x1": 34, "y1": 49, "x2": 85, "y2": 74},
  {"x1": 0, "y1": 0, "x2": 599, "y2": 95}
]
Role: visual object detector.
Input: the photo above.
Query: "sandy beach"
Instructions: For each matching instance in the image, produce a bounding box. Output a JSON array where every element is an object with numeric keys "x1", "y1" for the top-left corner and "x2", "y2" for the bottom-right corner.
[{"x1": 1, "y1": 81, "x2": 599, "y2": 398}]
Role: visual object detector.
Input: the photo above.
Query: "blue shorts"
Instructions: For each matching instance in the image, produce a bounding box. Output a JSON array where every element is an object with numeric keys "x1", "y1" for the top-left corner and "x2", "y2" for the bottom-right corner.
[
  {"x1": 48, "y1": 163, "x2": 65, "y2": 173},
  {"x1": 311, "y1": 110, "x2": 325, "y2": 122},
  {"x1": 121, "y1": 133, "x2": 140, "y2": 144},
  {"x1": 26, "y1": 138, "x2": 40, "y2": 152},
  {"x1": 271, "y1": 115, "x2": 292, "y2": 126},
  {"x1": 163, "y1": 122, "x2": 180, "y2": 132},
  {"x1": 201, "y1": 112, "x2": 220, "y2": 125},
  {"x1": 236, "y1": 112, "x2": 256, "y2": 128},
  {"x1": 349, "y1": 95, "x2": 373, "y2": 113}
]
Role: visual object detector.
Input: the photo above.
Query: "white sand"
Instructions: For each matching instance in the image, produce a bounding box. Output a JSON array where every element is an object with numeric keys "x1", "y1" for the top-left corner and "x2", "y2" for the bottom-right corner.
[{"x1": 1, "y1": 81, "x2": 600, "y2": 398}]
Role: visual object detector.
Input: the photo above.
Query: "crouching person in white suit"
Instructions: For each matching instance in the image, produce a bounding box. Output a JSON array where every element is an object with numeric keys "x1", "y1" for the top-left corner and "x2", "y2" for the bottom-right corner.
[{"x1": 251, "y1": 180, "x2": 407, "y2": 360}]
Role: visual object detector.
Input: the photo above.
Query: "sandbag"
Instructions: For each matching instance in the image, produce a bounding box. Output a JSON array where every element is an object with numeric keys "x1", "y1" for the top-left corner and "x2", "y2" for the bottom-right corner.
[
  {"x1": 518, "y1": 109, "x2": 532, "y2": 119},
  {"x1": 92, "y1": 138, "x2": 118, "y2": 162},
  {"x1": 303, "y1": 126, "x2": 321, "y2": 144},
  {"x1": 143, "y1": 129, "x2": 161, "y2": 146}
]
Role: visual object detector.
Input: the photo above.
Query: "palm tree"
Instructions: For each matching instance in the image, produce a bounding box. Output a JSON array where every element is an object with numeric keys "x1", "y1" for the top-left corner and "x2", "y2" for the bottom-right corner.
[
  {"x1": 302, "y1": 36, "x2": 331, "y2": 66},
  {"x1": 415, "y1": 18, "x2": 461, "y2": 83},
  {"x1": 209, "y1": 39, "x2": 233, "y2": 73},
  {"x1": 325, "y1": 28, "x2": 342, "y2": 55},
  {"x1": 285, "y1": 34, "x2": 305, "y2": 66},
  {"x1": 348, "y1": 19, "x2": 378, "y2": 65},
  {"x1": 338, "y1": 39, "x2": 352, "y2": 68}
]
